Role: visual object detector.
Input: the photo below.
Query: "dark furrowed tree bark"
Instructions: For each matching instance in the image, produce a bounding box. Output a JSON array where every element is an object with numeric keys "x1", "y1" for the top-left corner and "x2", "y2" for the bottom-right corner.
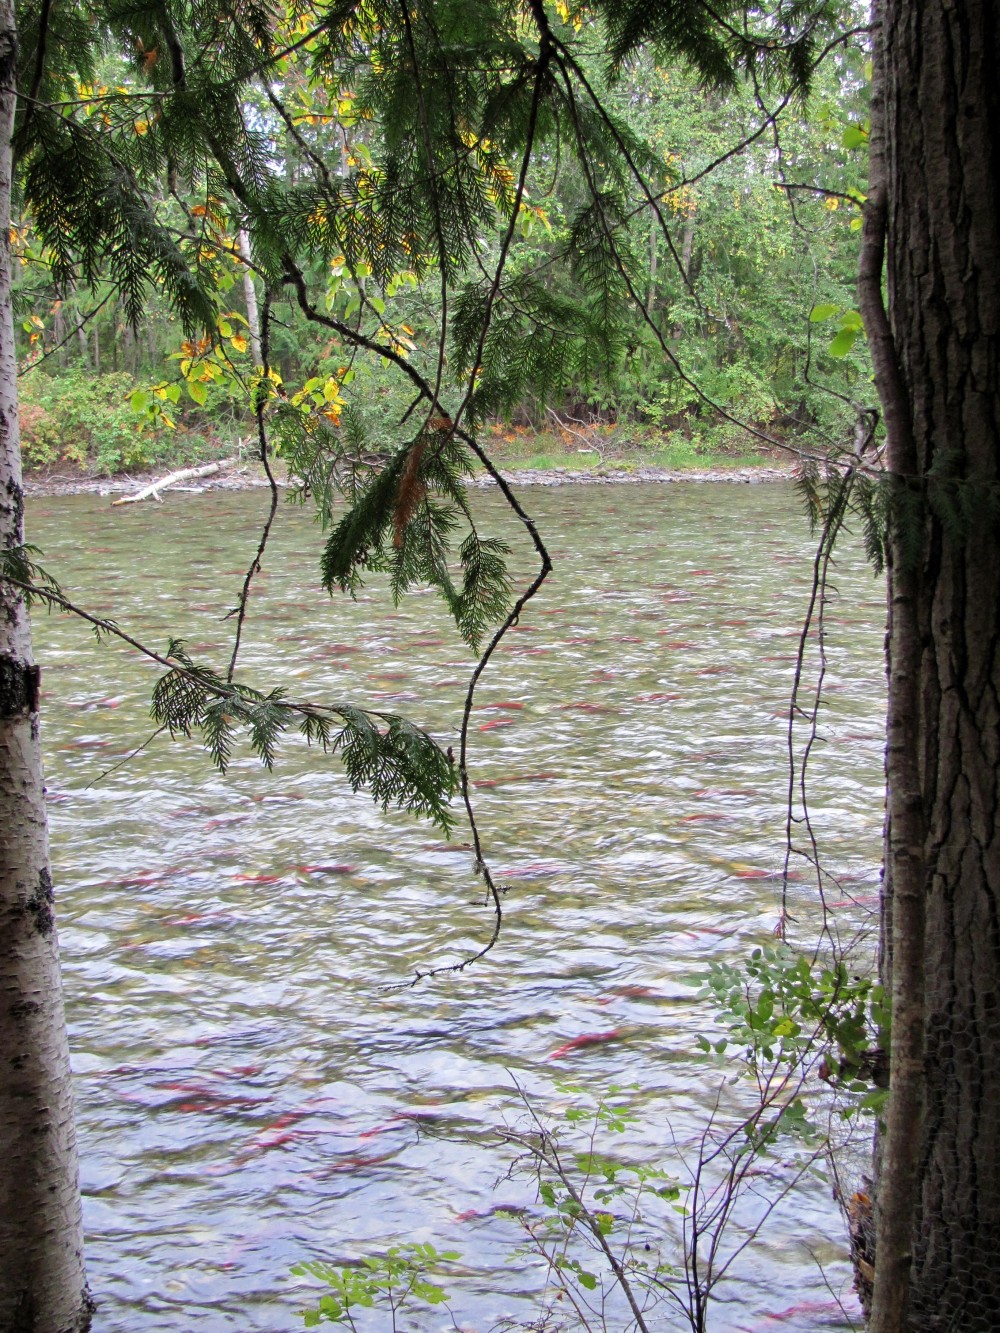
[
  {"x1": 864, "y1": 1, "x2": 1000, "y2": 1329},
  {"x1": 858, "y1": 7, "x2": 926, "y2": 1330},
  {"x1": 0, "y1": 0, "x2": 91, "y2": 1327}
]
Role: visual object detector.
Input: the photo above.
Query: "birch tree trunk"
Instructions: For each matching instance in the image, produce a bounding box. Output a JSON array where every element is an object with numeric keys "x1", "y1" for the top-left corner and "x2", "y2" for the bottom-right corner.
[
  {"x1": 0, "y1": 4, "x2": 92, "y2": 1328},
  {"x1": 237, "y1": 229, "x2": 263, "y2": 369},
  {"x1": 863, "y1": 2, "x2": 1000, "y2": 1329}
]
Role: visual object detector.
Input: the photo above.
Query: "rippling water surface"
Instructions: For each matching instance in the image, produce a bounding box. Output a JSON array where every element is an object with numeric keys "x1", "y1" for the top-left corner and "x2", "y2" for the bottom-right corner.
[{"x1": 27, "y1": 480, "x2": 886, "y2": 1332}]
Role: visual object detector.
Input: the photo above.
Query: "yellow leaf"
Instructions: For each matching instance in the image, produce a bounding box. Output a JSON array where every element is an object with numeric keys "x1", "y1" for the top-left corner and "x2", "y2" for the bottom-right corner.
[{"x1": 231, "y1": 334, "x2": 248, "y2": 353}]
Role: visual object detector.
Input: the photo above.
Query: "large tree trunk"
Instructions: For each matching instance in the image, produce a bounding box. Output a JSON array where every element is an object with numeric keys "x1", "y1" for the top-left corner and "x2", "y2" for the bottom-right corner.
[
  {"x1": 0, "y1": 4, "x2": 92, "y2": 1329},
  {"x1": 865, "y1": 3, "x2": 1000, "y2": 1329}
]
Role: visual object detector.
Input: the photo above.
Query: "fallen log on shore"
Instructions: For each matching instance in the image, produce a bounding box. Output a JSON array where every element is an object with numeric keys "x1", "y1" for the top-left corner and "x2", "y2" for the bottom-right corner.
[{"x1": 111, "y1": 462, "x2": 223, "y2": 506}]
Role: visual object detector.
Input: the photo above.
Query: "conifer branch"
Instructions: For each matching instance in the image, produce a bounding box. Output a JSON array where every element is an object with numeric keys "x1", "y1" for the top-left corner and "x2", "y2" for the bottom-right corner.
[
  {"x1": 395, "y1": 0, "x2": 451, "y2": 429},
  {"x1": 226, "y1": 294, "x2": 279, "y2": 682},
  {"x1": 21, "y1": 0, "x2": 54, "y2": 129},
  {"x1": 0, "y1": 566, "x2": 456, "y2": 829}
]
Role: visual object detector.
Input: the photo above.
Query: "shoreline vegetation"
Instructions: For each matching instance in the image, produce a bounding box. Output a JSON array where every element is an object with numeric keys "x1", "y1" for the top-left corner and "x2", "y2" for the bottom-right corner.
[{"x1": 23, "y1": 427, "x2": 797, "y2": 498}]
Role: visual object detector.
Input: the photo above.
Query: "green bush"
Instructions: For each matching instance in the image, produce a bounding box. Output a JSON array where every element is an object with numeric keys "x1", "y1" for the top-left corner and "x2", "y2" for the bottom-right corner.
[{"x1": 18, "y1": 369, "x2": 200, "y2": 475}]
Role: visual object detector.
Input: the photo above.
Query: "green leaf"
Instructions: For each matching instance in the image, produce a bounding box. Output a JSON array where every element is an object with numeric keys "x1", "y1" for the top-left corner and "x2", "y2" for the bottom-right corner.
[
  {"x1": 129, "y1": 388, "x2": 151, "y2": 412},
  {"x1": 809, "y1": 303, "x2": 839, "y2": 323},
  {"x1": 842, "y1": 124, "x2": 868, "y2": 150},
  {"x1": 829, "y1": 326, "x2": 860, "y2": 357},
  {"x1": 187, "y1": 380, "x2": 208, "y2": 406}
]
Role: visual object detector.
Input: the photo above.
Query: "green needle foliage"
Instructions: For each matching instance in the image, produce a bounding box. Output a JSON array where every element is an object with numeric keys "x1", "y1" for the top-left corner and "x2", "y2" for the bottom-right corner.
[
  {"x1": 321, "y1": 429, "x2": 512, "y2": 650},
  {"x1": 151, "y1": 641, "x2": 458, "y2": 829}
]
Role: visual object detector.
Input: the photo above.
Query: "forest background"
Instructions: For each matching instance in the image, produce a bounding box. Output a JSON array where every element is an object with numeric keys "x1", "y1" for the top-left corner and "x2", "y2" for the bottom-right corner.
[{"x1": 14, "y1": 19, "x2": 870, "y2": 480}]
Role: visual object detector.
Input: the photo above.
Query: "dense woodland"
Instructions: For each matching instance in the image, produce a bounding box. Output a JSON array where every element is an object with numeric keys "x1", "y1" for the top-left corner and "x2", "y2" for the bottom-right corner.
[{"x1": 14, "y1": 32, "x2": 870, "y2": 475}]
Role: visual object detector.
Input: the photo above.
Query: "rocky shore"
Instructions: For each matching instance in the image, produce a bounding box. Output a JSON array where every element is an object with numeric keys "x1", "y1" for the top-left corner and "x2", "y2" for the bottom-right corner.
[{"x1": 24, "y1": 458, "x2": 794, "y2": 499}]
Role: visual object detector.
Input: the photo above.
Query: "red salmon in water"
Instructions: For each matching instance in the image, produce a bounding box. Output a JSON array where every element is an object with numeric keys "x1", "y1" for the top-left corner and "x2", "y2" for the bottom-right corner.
[
  {"x1": 547, "y1": 1029, "x2": 623, "y2": 1060},
  {"x1": 752, "y1": 1297, "x2": 861, "y2": 1326},
  {"x1": 204, "y1": 814, "x2": 251, "y2": 830},
  {"x1": 104, "y1": 869, "x2": 178, "y2": 888},
  {"x1": 829, "y1": 893, "x2": 880, "y2": 908},
  {"x1": 497, "y1": 863, "x2": 561, "y2": 880}
]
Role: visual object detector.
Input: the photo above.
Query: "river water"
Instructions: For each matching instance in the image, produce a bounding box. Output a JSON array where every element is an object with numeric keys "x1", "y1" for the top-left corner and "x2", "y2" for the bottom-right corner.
[{"x1": 26, "y1": 480, "x2": 886, "y2": 1332}]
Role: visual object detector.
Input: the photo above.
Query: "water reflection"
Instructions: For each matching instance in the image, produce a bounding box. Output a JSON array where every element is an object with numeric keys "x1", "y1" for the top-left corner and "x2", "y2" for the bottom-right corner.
[{"x1": 28, "y1": 481, "x2": 885, "y2": 1331}]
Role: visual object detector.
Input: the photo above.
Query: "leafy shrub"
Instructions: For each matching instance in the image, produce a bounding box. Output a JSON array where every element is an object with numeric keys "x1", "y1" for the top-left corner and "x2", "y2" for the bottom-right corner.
[{"x1": 18, "y1": 370, "x2": 197, "y2": 474}]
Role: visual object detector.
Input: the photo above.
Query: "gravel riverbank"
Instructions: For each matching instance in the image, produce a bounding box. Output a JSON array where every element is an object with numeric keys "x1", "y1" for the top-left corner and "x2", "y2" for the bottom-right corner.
[{"x1": 24, "y1": 459, "x2": 794, "y2": 499}]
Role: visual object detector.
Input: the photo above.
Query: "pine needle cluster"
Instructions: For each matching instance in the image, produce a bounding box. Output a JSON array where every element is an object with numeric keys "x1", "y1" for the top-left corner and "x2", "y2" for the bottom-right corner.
[
  {"x1": 321, "y1": 428, "x2": 512, "y2": 652},
  {"x1": 151, "y1": 641, "x2": 457, "y2": 829}
]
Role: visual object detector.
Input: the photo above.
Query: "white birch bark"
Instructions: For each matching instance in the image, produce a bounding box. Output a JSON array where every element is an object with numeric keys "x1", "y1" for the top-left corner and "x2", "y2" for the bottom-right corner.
[
  {"x1": 237, "y1": 229, "x2": 263, "y2": 368},
  {"x1": 0, "y1": 2, "x2": 92, "y2": 1326}
]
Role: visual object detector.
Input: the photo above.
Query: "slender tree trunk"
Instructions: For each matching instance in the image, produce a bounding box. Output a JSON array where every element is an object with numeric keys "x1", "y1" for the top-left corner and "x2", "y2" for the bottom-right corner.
[
  {"x1": 680, "y1": 220, "x2": 694, "y2": 283},
  {"x1": 122, "y1": 314, "x2": 136, "y2": 376},
  {"x1": 52, "y1": 300, "x2": 65, "y2": 367},
  {"x1": 74, "y1": 321, "x2": 89, "y2": 367},
  {"x1": 862, "y1": 2, "x2": 1000, "y2": 1329},
  {"x1": 237, "y1": 229, "x2": 263, "y2": 368},
  {"x1": 0, "y1": 5, "x2": 92, "y2": 1329},
  {"x1": 645, "y1": 204, "x2": 658, "y2": 319},
  {"x1": 66, "y1": 281, "x2": 89, "y2": 370}
]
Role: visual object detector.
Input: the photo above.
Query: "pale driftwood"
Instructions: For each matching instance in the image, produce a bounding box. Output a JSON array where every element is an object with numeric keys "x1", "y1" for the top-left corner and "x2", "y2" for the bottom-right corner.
[{"x1": 111, "y1": 462, "x2": 222, "y2": 506}]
